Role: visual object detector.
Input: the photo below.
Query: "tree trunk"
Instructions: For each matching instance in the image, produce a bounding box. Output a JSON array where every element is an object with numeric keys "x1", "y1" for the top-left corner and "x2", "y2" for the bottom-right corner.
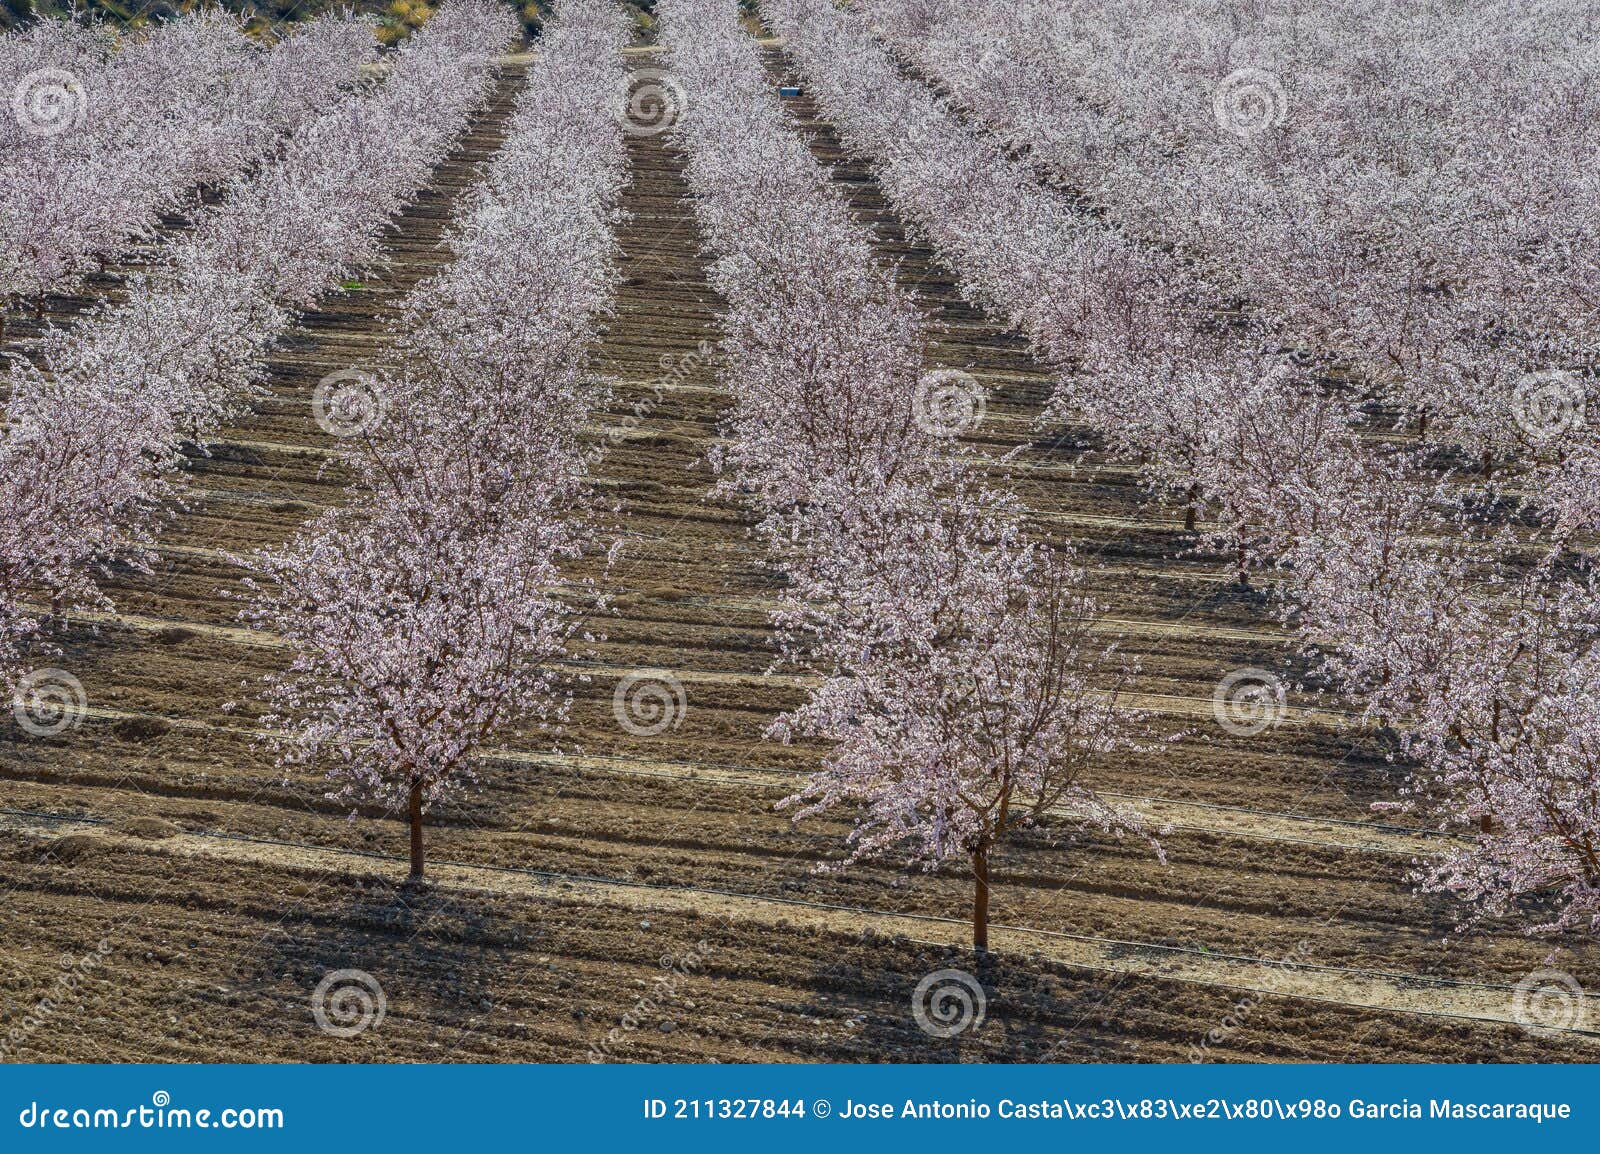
[
  {"x1": 1481, "y1": 450, "x2": 1494, "y2": 481},
  {"x1": 1480, "y1": 814, "x2": 1493, "y2": 834},
  {"x1": 408, "y1": 779, "x2": 425, "y2": 880},
  {"x1": 1183, "y1": 485, "x2": 1197, "y2": 533},
  {"x1": 972, "y1": 847, "x2": 990, "y2": 952}
]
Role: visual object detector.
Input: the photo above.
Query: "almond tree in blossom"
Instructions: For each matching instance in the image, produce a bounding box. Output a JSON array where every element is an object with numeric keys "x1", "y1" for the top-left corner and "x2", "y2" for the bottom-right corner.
[
  {"x1": 774, "y1": 486, "x2": 1154, "y2": 949},
  {"x1": 1419, "y1": 619, "x2": 1600, "y2": 933},
  {"x1": 661, "y1": 0, "x2": 1158, "y2": 947},
  {"x1": 244, "y1": 467, "x2": 597, "y2": 879},
  {"x1": 244, "y1": 0, "x2": 624, "y2": 879},
  {"x1": 1273, "y1": 436, "x2": 1600, "y2": 932},
  {"x1": 0, "y1": 384, "x2": 165, "y2": 694}
]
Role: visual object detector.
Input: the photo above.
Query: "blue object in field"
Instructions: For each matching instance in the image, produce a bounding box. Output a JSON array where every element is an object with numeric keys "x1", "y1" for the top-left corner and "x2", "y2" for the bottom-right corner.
[{"x1": 779, "y1": 85, "x2": 802, "y2": 97}]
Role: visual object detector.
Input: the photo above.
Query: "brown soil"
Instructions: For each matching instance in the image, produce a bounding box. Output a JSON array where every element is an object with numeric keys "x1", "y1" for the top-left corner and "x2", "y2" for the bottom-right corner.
[{"x1": 1, "y1": 49, "x2": 1596, "y2": 1064}]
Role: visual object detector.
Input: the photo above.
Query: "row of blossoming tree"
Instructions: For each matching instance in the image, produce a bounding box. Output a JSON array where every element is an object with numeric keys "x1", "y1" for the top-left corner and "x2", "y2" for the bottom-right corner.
[
  {"x1": 659, "y1": 0, "x2": 1165, "y2": 949},
  {"x1": 872, "y1": 0, "x2": 1598, "y2": 485},
  {"x1": 867, "y1": 0, "x2": 1600, "y2": 533},
  {"x1": 241, "y1": 0, "x2": 629, "y2": 881},
  {"x1": 766, "y1": 0, "x2": 1600, "y2": 936},
  {"x1": 0, "y1": 10, "x2": 377, "y2": 311},
  {"x1": 0, "y1": 2, "x2": 511, "y2": 697}
]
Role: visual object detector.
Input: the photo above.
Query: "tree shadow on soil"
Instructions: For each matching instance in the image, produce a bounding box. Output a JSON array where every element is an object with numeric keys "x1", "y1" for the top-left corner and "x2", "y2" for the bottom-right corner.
[
  {"x1": 803, "y1": 943, "x2": 1140, "y2": 1064},
  {"x1": 241, "y1": 875, "x2": 522, "y2": 1056}
]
